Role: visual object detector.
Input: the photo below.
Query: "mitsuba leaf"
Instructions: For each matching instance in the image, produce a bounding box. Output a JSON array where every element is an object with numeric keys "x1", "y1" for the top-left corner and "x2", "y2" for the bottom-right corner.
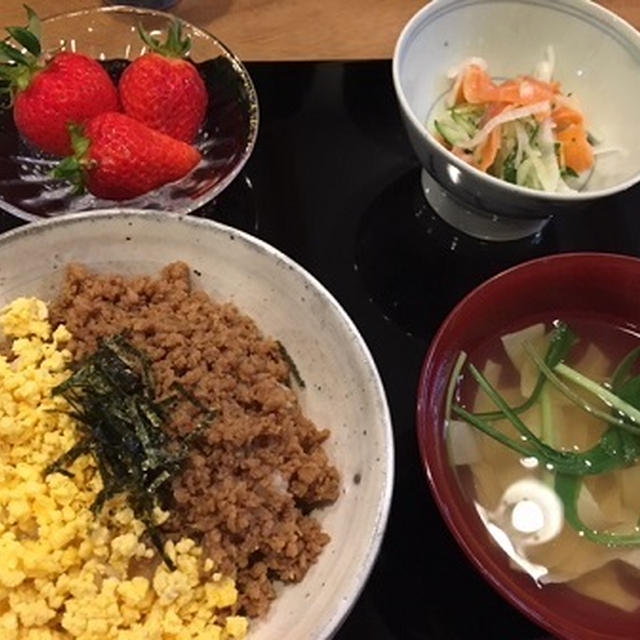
[{"x1": 555, "y1": 472, "x2": 640, "y2": 546}]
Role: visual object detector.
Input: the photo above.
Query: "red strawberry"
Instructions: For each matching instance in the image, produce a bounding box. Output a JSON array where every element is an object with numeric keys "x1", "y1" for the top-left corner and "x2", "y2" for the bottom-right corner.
[
  {"x1": 118, "y1": 20, "x2": 207, "y2": 143},
  {"x1": 54, "y1": 112, "x2": 201, "y2": 200},
  {"x1": 0, "y1": 7, "x2": 119, "y2": 156}
]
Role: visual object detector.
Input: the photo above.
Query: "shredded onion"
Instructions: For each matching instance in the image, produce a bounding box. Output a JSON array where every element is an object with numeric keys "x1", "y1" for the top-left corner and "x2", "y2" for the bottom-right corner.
[
  {"x1": 514, "y1": 121, "x2": 528, "y2": 166},
  {"x1": 536, "y1": 118, "x2": 561, "y2": 192},
  {"x1": 459, "y1": 101, "x2": 550, "y2": 150},
  {"x1": 534, "y1": 45, "x2": 556, "y2": 83},
  {"x1": 446, "y1": 56, "x2": 488, "y2": 79},
  {"x1": 552, "y1": 93, "x2": 583, "y2": 113},
  {"x1": 520, "y1": 81, "x2": 535, "y2": 101}
]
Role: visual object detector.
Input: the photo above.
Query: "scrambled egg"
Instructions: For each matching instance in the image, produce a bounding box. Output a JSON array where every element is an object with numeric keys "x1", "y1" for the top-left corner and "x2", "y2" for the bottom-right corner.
[{"x1": 0, "y1": 298, "x2": 248, "y2": 640}]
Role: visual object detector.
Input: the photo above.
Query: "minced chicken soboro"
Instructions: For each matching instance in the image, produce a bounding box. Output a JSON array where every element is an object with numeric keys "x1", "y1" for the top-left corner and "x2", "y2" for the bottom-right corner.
[{"x1": 51, "y1": 262, "x2": 341, "y2": 618}]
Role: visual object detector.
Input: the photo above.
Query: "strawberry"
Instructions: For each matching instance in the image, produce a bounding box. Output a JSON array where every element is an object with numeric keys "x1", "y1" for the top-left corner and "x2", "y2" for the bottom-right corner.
[
  {"x1": 0, "y1": 7, "x2": 119, "y2": 156},
  {"x1": 118, "y1": 20, "x2": 208, "y2": 143},
  {"x1": 54, "y1": 112, "x2": 201, "y2": 200}
]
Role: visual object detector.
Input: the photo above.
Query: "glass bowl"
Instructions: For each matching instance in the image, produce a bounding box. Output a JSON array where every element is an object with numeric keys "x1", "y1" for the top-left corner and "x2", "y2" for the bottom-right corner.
[{"x1": 0, "y1": 5, "x2": 259, "y2": 221}]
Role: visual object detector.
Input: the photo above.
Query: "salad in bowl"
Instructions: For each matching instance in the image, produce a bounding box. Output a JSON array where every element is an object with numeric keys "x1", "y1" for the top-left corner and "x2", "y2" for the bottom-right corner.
[{"x1": 432, "y1": 49, "x2": 605, "y2": 194}]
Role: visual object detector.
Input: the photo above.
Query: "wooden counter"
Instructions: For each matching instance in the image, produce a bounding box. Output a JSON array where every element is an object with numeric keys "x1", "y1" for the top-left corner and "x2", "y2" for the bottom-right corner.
[{"x1": 0, "y1": 1, "x2": 639, "y2": 61}]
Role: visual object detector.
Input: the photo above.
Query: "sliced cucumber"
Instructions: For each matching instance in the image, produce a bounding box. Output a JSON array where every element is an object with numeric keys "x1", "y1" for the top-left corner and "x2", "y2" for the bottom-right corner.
[
  {"x1": 501, "y1": 148, "x2": 518, "y2": 184},
  {"x1": 434, "y1": 115, "x2": 471, "y2": 147},
  {"x1": 451, "y1": 104, "x2": 484, "y2": 118},
  {"x1": 450, "y1": 110, "x2": 478, "y2": 137}
]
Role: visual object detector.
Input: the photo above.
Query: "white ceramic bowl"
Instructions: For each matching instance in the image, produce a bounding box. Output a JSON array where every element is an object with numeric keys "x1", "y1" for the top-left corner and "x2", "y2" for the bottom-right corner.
[
  {"x1": 0, "y1": 210, "x2": 394, "y2": 639},
  {"x1": 393, "y1": 0, "x2": 640, "y2": 239}
]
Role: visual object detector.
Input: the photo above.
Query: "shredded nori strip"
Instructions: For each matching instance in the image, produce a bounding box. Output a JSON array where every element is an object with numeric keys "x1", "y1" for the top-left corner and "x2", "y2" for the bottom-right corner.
[
  {"x1": 277, "y1": 340, "x2": 306, "y2": 388},
  {"x1": 46, "y1": 334, "x2": 213, "y2": 570}
]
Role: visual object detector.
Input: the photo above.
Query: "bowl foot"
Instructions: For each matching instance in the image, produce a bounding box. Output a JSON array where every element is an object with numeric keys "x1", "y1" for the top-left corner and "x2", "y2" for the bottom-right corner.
[
  {"x1": 420, "y1": 170, "x2": 549, "y2": 242},
  {"x1": 353, "y1": 168, "x2": 552, "y2": 339}
]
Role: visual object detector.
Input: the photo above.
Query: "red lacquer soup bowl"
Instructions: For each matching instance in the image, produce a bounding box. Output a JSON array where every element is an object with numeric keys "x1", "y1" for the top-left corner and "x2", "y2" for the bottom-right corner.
[{"x1": 417, "y1": 252, "x2": 640, "y2": 640}]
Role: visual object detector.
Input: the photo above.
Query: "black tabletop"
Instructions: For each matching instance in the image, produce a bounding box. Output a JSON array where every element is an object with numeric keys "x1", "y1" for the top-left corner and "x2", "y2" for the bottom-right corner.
[{"x1": 3, "y1": 60, "x2": 640, "y2": 639}]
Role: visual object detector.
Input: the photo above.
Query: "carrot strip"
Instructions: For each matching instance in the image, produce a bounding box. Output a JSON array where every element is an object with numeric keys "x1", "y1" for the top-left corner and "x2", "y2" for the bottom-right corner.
[
  {"x1": 492, "y1": 76, "x2": 557, "y2": 105},
  {"x1": 483, "y1": 102, "x2": 509, "y2": 124},
  {"x1": 556, "y1": 123, "x2": 593, "y2": 173},
  {"x1": 552, "y1": 105, "x2": 584, "y2": 129},
  {"x1": 451, "y1": 146, "x2": 475, "y2": 166},
  {"x1": 475, "y1": 125, "x2": 502, "y2": 171},
  {"x1": 462, "y1": 70, "x2": 559, "y2": 106},
  {"x1": 462, "y1": 65, "x2": 497, "y2": 104}
]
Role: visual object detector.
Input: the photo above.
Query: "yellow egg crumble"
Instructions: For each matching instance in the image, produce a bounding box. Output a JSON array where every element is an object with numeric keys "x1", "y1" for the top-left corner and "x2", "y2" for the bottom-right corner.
[{"x1": 0, "y1": 298, "x2": 248, "y2": 640}]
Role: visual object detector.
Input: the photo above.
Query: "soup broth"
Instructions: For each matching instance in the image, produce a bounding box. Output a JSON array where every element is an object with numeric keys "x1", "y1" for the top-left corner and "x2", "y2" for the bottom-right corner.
[{"x1": 449, "y1": 313, "x2": 640, "y2": 613}]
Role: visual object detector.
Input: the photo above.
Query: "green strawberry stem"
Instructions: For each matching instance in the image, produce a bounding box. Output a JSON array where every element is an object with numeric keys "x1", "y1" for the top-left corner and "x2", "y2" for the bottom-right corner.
[
  {"x1": 0, "y1": 5, "x2": 44, "y2": 99},
  {"x1": 137, "y1": 19, "x2": 191, "y2": 59},
  {"x1": 51, "y1": 124, "x2": 92, "y2": 193}
]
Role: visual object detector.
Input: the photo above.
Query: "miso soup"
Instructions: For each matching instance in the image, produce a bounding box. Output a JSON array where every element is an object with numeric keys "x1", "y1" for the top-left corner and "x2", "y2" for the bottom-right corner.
[{"x1": 448, "y1": 313, "x2": 640, "y2": 613}]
